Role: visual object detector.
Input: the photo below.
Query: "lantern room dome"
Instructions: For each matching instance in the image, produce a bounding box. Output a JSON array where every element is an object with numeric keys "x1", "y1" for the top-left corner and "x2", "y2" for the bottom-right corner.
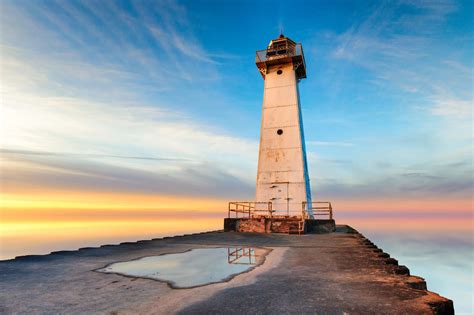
[
  {"x1": 256, "y1": 34, "x2": 307, "y2": 80},
  {"x1": 267, "y1": 34, "x2": 296, "y2": 49}
]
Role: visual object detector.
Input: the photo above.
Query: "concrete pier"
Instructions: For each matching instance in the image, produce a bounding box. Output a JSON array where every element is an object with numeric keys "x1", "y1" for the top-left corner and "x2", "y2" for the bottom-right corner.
[{"x1": 0, "y1": 226, "x2": 454, "y2": 314}]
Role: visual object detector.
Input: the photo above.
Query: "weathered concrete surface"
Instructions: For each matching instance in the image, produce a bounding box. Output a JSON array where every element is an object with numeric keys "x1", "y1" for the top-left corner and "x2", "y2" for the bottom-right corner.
[
  {"x1": 224, "y1": 218, "x2": 336, "y2": 233},
  {"x1": 0, "y1": 226, "x2": 453, "y2": 314},
  {"x1": 304, "y1": 219, "x2": 336, "y2": 233},
  {"x1": 224, "y1": 217, "x2": 302, "y2": 233},
  {"x1": 255, "y1": 55, "x2": 312, "y2": 214}
]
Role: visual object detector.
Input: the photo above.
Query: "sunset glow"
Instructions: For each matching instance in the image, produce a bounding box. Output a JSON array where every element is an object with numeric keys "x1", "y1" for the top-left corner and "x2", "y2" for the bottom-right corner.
[{"x1": 0, "y1": 1, "x2": 472, "y2": 312}]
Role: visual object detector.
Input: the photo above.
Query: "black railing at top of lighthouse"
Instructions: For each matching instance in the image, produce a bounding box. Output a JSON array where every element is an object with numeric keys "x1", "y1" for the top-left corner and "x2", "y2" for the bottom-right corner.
[
  {"x1": 255, "y1": 43, "x2": 304, "y2": 64},
  {"x1": 255, "y1": 43, "x2": 306, "y2": 79}
]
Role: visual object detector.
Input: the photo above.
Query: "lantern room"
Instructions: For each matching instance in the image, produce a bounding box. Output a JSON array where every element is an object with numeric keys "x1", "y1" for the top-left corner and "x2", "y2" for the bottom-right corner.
[{"x1": 255, "y1": 34, "x2": 307, "y2": 80}]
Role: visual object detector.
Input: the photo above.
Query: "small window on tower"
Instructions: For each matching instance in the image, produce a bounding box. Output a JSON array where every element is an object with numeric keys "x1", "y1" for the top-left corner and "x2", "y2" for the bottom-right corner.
[
  {"x1": 277, "y1": 69, "x2": 283, "y2": 75},
  {"x1": 277, "y1": 129, "x2": 283, "y2": 135}
]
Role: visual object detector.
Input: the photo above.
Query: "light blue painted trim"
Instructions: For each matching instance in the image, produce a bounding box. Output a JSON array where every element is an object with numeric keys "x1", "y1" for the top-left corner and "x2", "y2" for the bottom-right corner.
[{"x1": 296, "y1": 83, "x2": 313, "y2": 218}]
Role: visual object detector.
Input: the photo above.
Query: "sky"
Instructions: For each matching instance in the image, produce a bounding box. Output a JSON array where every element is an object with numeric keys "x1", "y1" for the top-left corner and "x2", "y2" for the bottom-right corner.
[
  {"x1": 0, "y1": 1, "x2": 473, "y2": 312},
  {"x1": 1, "y1": 0, "x2": 473, "y2": 221}
]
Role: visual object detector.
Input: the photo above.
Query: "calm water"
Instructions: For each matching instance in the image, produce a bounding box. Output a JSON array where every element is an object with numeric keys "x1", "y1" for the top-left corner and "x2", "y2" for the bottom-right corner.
[
  {"x1": 0, "y1": 218, "x2": 222, "y2": 260},
  {"x1": 1, "y1": 216, "x2": 472, "y2": 314},
  {"x1": 98, "y1": 247, "x2": 266, "y2": 288},
  {"x1": 346, "y1": 217, "x2": 473, "y2": 315},
  {"x1": 362, "y1": 230, "x2": 473, "y2": 315}
]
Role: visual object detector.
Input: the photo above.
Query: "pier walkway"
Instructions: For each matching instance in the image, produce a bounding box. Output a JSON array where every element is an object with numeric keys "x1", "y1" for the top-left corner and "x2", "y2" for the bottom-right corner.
[{"x1": 0, "y1": 226, "x2": 453, "y2": 314}]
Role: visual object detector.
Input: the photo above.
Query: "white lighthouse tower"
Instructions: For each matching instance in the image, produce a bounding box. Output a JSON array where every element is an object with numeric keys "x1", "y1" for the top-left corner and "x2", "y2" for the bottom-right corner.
[
  {"x1": 226, "y1": 35, "x2": 334, "y2": 234},
  {"x1": 255, "y1": 34, "x2": 313, "y2": 218}
]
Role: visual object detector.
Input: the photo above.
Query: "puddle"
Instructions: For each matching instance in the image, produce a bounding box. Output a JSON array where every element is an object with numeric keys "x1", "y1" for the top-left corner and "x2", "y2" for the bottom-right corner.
[{"x1": 97, "y1": 247, "x2": 268, "y2": 288}]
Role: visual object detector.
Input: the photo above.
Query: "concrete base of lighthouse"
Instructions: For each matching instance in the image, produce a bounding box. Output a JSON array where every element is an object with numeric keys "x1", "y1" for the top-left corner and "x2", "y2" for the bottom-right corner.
[{"x1": 224, "y1": 218, "x2": 336, "y2": 234}]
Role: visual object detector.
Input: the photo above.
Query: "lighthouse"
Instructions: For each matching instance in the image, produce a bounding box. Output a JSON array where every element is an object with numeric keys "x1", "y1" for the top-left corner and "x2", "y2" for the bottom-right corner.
[
  {"x1": 226, "y1": 35, "x2": 334, "y2": 234},
  {"x1": 255, "y1": 34, "x2": 313, "y2": 218}
]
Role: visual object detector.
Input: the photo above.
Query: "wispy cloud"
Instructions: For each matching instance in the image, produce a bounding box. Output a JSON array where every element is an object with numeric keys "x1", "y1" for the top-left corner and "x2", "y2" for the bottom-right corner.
[
  {"x1": 0, "y1": 149, "x2": 192, "y2": 162},
  {"x1": 430, "y1": 95, "x2": 472, "y2": 118},
  {"x1": 0, "y1": 92, "x2": 258, "y2": 182},
  {"x1": 0, "y1": 0, "x2": 222, "y2": 98},
  {"x1": 1, "y1": 149, "x2": 254, "y2": 199},
  {"x1": 328, "y1": 0, "x2": 472, "y2": 120},
  {"x1": 312, "y1": 158, "x2": 473, "y2": 200},
  {"x1": 0, "y1": 0, "x2": 259, "y2": 190}
]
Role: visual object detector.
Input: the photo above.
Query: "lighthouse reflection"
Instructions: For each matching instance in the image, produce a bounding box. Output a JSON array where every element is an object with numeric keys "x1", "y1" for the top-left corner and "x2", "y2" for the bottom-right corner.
[
  {"x1": 227, "y1": 247, "x2": 258, "y2": 265},
  {"x1": 98, "y1": 247, "x2": 268, "y2": 288}
]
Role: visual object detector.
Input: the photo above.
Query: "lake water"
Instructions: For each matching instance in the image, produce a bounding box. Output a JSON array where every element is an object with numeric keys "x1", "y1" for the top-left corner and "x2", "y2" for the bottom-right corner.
[
  {"x1": 346, "y1": 216, "x2": 473, "y2": 315},
  {"x1": 1, "y1": 215, "x2": 471, "y2": 314},
  {"x1": 0, "y1": 218, "x2": 221, "y2": 260}
]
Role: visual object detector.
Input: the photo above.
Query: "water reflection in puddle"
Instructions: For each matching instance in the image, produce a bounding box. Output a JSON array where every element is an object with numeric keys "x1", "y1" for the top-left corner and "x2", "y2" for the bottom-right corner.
[{"x1": 97, "y1": 247, "x2": 267, "y2": 288}]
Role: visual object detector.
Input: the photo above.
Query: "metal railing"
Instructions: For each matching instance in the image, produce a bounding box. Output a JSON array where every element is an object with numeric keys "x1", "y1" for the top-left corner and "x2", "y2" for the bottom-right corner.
[
  {"x1": 227, "y1": 247, "x2": 258, "y2": 265},
  {"x1": 228, "y1": 201, "x2": 333, "y2": 220},
  {"x1": 256, "y1": 43, "x2": 304, "y2": 63},
  {"x1": 228, "y1": 201, "x2": 273, "y2": 218},
  {"x1": 288, "y1": 221, "x2": 305, "y2": 235},
  {"x1": 302, "y1": 201, "x2": 333, "y2": 220},
  {"x1": 270, "y1": 203, "x2": 307, "y2": 219}
]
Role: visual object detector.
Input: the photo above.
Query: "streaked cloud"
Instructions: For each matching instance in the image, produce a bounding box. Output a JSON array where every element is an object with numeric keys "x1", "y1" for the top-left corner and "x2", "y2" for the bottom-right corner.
[
  {"x1": 328, "y1": 0, "x2": 471, "y2": 119},
  {"x1": 312, "y1": 158, "x2": 472, "y2": 200},
  {"x1": 1, "y1": 151, "x2": 253, "y2": 199},
  {"x1": 430, "y1": 95, "x2": 472, "y2": 118},
  {"x1": 0, "y1": 149, "x2": 192, "y2": 162}
]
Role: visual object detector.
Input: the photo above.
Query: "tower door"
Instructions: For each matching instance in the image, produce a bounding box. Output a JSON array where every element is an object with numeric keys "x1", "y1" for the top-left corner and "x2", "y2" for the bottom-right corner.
[{"x1": 270, "y1": 182, "x2": 289, "y2": 215}]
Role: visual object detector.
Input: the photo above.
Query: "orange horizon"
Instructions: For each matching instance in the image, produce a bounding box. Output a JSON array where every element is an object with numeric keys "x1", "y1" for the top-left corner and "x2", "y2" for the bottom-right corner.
[{"x1": 1, "y1": 190, "x2": 472, "y2": 224}]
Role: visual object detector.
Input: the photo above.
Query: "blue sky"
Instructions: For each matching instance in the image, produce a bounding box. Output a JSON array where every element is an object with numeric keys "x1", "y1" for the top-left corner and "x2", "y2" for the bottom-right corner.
[
  {"x1": 1, "y1": 2, "x2": 472, "y2": 311},
  {"x1": 1, "y1": 0, "x2": 472, "y2": 210}
]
